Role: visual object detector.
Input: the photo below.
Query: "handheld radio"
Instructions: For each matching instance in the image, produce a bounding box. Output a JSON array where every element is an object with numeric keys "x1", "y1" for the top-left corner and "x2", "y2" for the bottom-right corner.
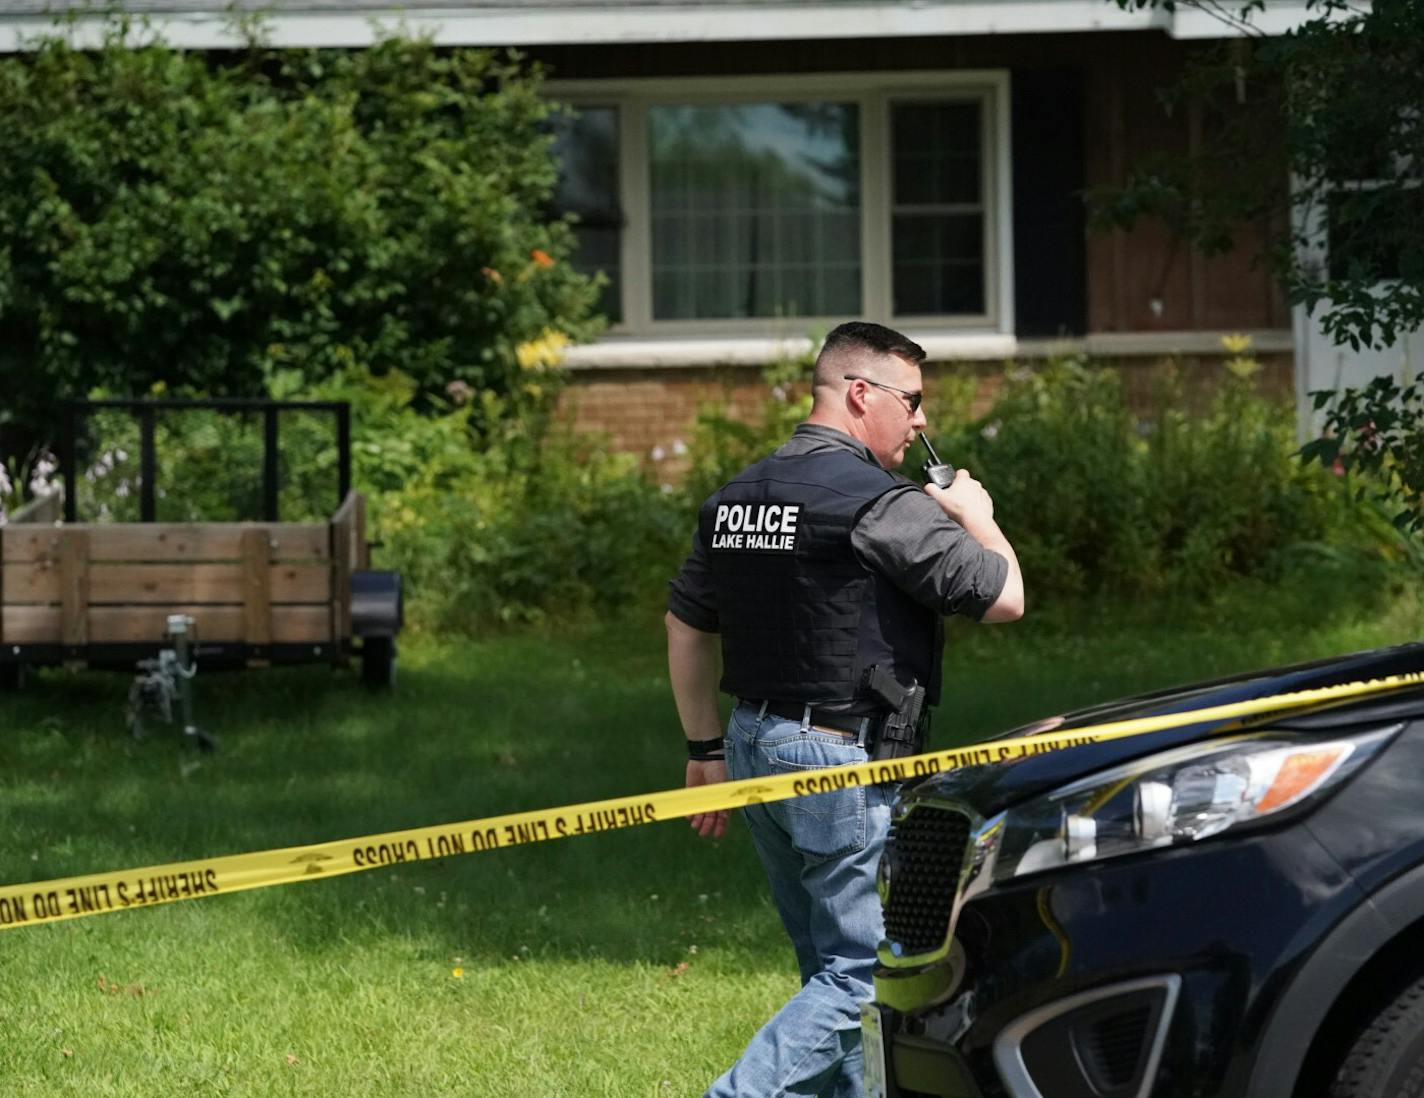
[{"x1": 919, "y1": 433, "x2": 955, "y2": 489}]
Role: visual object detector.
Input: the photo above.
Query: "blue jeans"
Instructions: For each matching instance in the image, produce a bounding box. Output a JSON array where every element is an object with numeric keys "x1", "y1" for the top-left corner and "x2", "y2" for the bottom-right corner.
[{"x1": 705, "y1": 701, "x2": 892, "y2": 1098}]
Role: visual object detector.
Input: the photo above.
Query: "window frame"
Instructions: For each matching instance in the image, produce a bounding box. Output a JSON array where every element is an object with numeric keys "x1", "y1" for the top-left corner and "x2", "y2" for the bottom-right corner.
[{"x1": 545, "y1": 70, "x2": 1015, "y2": 338}]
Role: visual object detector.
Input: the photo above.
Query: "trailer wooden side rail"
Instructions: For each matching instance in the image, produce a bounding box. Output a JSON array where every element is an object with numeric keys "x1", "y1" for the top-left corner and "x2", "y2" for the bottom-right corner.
[
  {"x1": 2, "y1": 515, "x2": 342, "y2": 657},
  {"x1": 0, "y1": 400, "x2": 400, "y2": 690}
]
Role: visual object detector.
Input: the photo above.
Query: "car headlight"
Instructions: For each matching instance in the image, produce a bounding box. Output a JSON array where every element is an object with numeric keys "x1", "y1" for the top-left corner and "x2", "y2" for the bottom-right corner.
[{"x1": 990, "y1": 730, "x2": 1394, "y2": 881}]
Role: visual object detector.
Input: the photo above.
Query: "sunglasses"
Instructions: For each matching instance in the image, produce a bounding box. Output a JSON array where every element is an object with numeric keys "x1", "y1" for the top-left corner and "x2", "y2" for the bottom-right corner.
[{"x1": 842, "y1": 375, "x2": 922, "y2": 414}]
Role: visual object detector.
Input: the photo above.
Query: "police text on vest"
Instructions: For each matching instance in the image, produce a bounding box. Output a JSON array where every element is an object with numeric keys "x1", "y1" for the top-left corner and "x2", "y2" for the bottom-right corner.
[{"x1": 712, "y1": 503, "x2": 801, "y2": 551}]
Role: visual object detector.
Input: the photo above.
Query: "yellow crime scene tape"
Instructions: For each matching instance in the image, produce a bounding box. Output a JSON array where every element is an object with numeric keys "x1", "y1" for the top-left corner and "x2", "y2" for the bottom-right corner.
[{"x1": 2, "y1": 670, "x2": 1421, "y2": 933}]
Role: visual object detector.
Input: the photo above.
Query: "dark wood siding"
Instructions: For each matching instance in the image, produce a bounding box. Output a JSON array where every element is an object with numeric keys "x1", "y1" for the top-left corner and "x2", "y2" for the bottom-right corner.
[{"x1": 1081, "y1": 35, "x2": 1289, "y2": 332}]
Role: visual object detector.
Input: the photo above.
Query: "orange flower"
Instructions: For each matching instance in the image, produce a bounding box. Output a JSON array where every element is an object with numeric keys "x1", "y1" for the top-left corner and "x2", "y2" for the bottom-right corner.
[{"x1": 530, "y1": 249, "x2": 555, "y2": 269}]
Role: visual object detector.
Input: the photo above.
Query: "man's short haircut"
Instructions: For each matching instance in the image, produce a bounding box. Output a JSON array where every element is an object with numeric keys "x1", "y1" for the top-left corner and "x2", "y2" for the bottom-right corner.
[{"x1": 812, "y1": 322, "x2": 926, "y2": 390}]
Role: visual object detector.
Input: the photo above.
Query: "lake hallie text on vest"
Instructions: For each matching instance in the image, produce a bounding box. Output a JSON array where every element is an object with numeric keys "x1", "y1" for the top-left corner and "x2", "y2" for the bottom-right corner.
[{"x1": 711, "y1": 503, "x2": 801, "y2": 552}]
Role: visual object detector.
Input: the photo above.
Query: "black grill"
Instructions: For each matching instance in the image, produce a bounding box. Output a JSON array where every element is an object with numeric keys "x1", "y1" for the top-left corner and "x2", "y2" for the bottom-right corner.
[
  {"x1": 882, "y1": 804, "x2": 972, "y2": 958},
  {"x1": 1084, "y1": 1004, "x2": 1152, "y2": 1090},
  {"x1": 1021, "y1": 981, "x2": 1173, "y2": 1097}
]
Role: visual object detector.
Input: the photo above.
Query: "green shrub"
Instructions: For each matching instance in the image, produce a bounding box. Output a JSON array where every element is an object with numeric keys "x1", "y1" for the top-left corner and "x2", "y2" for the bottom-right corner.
[
  {"x1": 304, "y1": 368, "x2": 686, "y2": 629},
  {"x1": 0, "y1": 19, "x2": 599, "y2": 444},
  {"x1": 375, "y1": 435, "x2": 687, "y2": 631},
  {"x1": 933, "y1": 352, "x2": 1383, "y2": 601},
  {"x1": 1301, "y1": 375, "x2": 1424, "y2": 543}
]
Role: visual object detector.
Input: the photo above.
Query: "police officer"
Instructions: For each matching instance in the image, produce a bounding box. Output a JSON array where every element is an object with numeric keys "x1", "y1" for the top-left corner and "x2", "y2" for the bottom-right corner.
[{"x1": 666, "y1": 321, "x2": 1024, "y2": 1098}]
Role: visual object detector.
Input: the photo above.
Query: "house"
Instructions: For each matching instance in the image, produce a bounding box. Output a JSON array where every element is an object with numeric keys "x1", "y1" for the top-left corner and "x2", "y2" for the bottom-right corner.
[{"x1": 3, "y1": 1, "x2": 1355, "y2": 461}]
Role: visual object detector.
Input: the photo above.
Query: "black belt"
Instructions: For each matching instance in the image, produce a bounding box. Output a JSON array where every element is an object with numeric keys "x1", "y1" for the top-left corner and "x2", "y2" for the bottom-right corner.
[{"x1": 749, "y1": 700, "x2": 871, "y2": 735}]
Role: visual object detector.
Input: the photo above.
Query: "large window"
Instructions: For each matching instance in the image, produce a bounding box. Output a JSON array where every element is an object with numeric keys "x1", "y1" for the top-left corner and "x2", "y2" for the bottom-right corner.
[
  {"x1": 649, "y1": 103, "x2": 861, "y2": 320},
  {"x1": 549, "y1": 73, "x2": 1010, "y2": 335}
]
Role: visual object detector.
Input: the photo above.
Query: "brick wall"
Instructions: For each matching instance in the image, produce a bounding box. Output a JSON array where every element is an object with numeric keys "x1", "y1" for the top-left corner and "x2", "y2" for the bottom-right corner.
[{"x1": 557, "y1": 350, "x2": 1296, "y2": 483}]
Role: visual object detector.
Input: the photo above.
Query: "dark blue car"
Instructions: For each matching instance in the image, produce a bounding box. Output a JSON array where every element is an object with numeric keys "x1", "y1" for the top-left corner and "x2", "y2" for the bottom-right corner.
[{"x1": 864, "y1": 641, "x2": 1424, "y2": 1098}]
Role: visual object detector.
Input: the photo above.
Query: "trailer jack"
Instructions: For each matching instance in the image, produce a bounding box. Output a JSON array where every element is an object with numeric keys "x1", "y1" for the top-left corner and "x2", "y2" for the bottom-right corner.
[{"x1": 127, "y1": 615, "x2": 216, "y2": 752}]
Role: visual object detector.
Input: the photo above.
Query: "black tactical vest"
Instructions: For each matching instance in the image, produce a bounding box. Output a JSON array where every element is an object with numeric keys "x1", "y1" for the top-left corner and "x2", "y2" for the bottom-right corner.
[{"x1": 699, "y1": 446, "x2": 943, "y2": 709}]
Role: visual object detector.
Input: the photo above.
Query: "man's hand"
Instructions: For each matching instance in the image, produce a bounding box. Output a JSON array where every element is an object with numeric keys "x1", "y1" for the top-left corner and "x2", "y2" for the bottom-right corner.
[
  {"x1": 686, "y1": 759, "x2": 730, "y2": 839},
  {"x1": 925, "y1": 467, "x2": 994, "y2": 528},
  {"x1": 668, "y1": 612, "x2": 730, "y2": 838}
]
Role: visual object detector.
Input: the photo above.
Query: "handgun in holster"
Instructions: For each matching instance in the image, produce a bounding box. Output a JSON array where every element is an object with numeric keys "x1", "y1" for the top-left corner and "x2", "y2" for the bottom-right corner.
[{"x1": 861, "y1": 664, "x2": 931, "y2": 761}]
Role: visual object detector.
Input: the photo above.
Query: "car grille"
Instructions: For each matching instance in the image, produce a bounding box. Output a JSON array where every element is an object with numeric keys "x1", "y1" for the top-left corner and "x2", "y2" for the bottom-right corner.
[{"x1": 882, "y1": 803, "x2": 972, "y2": 959}]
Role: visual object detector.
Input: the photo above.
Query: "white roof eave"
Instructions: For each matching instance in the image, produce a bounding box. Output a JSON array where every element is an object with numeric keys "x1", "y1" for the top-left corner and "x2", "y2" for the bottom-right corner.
[{"x1": 0, "y1": 1, "x2": 1317, "y2": 53}]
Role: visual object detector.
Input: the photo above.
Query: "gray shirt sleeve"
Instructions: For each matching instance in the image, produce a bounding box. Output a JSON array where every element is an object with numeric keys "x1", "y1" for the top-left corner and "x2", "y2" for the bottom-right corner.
[
  {"x1": 850, "y1": 484, "x2": 1008, "y2": 621},
  {"x1": 667, "y1": 528, "x2": 720, "y2": 633}
]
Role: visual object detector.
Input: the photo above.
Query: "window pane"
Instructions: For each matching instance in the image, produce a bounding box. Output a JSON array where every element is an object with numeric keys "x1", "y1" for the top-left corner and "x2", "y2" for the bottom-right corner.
[
  {"x1": 553, "y1": 105, "x2": 622, "y2": 323},
  {"x1": 653, "y1": 269, "x2": 693, "y2": 319},
  {"x1": 649, "y1": 102, "x2": 861, "y2": 319},
  {"x1": 893, "y1": 214, "x2": 985, "y2": 315},
  {"x1": 891, "y1": 99, "x2": 986, "y2": 317},
  {"x1": 893, "y1": 101, "x2": 981, "y2": 206}
]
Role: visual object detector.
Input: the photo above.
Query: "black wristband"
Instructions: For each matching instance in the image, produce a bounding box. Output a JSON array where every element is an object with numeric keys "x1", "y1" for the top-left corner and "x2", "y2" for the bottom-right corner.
[{"x1": 687, "y1": 737, "x2": 726, "y2": 760}]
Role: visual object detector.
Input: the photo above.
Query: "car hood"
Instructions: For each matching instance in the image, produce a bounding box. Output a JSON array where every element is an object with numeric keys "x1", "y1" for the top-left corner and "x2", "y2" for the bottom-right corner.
[{"x1": 911, "y1": 640, "x2": 1424, "y2": 817}]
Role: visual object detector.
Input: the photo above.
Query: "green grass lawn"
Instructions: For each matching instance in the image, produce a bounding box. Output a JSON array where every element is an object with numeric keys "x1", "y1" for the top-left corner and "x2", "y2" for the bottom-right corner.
[{"x1": 0, "y1": 583, "x2": 1420, "y2": 1096}]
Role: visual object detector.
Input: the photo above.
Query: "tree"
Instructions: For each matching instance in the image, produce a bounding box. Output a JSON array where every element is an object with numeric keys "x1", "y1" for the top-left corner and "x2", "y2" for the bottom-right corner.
[
  {"x1": 1300, "y1": 375, "x2": 1424, "y2": 539},
  {"x1": 1102, "y1": 0, "x2": 1423, "y2": 537},
  {"x1": 0, "y1": 16, "x2": 600, "y2": 469}
]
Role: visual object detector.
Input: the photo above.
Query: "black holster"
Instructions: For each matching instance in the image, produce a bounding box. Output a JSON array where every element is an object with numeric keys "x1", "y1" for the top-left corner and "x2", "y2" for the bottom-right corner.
[
  {"x1": 872, "y1": 705, "x2": 930, "y2": 761},
  {"x1": 861, "y1": 665, "x2": 932, "y2": 761}
]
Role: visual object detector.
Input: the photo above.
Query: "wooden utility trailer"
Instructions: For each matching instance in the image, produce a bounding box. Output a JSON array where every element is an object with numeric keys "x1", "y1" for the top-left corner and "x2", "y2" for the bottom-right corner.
[{"x1": 0, "y1": 399, "x2": 401, "y2": 690}]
